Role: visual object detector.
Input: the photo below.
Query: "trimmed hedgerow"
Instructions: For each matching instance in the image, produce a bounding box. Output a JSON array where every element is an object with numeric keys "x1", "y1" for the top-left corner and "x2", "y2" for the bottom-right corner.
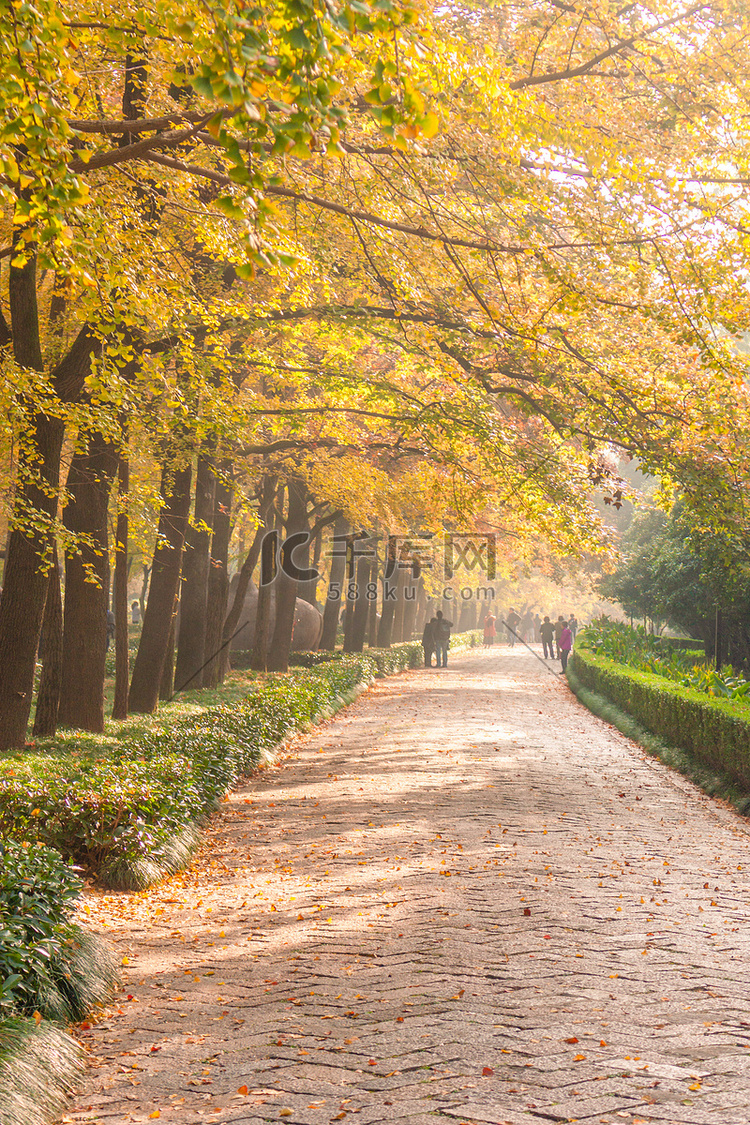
[{"x1": 568, "y1": 645, "x2": 750, "y2": 791}]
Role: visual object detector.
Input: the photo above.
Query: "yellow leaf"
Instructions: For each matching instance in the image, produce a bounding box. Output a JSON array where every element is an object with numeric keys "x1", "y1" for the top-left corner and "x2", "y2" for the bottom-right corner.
[
  {"x1": 421, "y1": 112, "x2": 439, "y2": 138},
  {"x1": 148, "y1": 1113, "x2": 160, "y2": 1120}
]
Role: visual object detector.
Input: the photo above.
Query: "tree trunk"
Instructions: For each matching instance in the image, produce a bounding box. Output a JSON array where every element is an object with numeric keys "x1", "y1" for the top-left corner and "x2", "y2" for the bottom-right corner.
[
  {"x1": 416, "y1": 577, "x2": 427, "y2": 634},
  {"x1": 174, "y1": 452, "x2": 216, "y2": 693},
  {"x1": 320, "y1": 515, "x2": 348, "y2": 649},
  {"x1": 392, "y1": 558, "x2": 410, "y2": 643},
  {"x1": 139, "y1": 564, "x2": 150, "y2": 618},
  {"x1": 58, "y1": 430, "x2": 119, "y2": 732},
  {"x1": 0, "y1": 235, "x2": 99, "y2": 749},
  {"x1": 402, "y1": 564, "x2": 419, "y2": 641},
  {"x1": 342, "y1": 538, "x2": 358, "y2": 653},
  {"x1": 0, "y1": 412, "x2": 65, "y2": 750},
  {"x1": 159, "y1": 601, "x2": 178, "y2": 700},
  {"x1": 129, "y1": 461, "x2": 192, "y2": 713},
  {"x1": 377, "y1": 541, "x2": 398, "y2": 648},
  {"x1": 267, "y1": 477, "x2": 307, "y2": 673},
  {"x1": 112, "y1": 445, "x2": 130, "y2": 720},
  {"x1": 350, "y1": 555, "x2": 372, "y2": 652},
  {"x1": 202, "y1": 463, "x2": 233, "y2": 687},
  {"x1": 251, "y1": 530, "x2": 277, "y2": 672},
  {"x1": 367, "y1": 554, "x2": 379, "y2": 647},
  {"x1": 219, "y1": 474, "x2": 276, "y2": 678},
  {"x1": 32, "y1": 544, "x2": 63, "y2": 739}
]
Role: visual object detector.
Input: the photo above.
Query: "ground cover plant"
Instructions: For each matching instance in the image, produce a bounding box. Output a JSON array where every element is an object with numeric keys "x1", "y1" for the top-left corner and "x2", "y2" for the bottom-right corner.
[
  {"x1": 582, "y1": 620, "x2": 748, "y2": 701},
  {"x1": 0, "y1": 842, "x2": 119, "y2": 1125}
]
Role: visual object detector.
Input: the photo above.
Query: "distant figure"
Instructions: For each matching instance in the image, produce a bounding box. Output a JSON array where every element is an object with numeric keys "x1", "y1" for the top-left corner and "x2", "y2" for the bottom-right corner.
[
  {"x1": 559, "y1": 621, "x2": 573, "y2": 672},
  {"x1": 540, "y1": 616, "x2": 555, "y2": 659},
  {"x1": 106, "y1": 609, "x2": 116, "y2": 651},
  {"x1": 533, "y1": 612, "x2": 542, "y2": 643},
  {"x1": 483, "y1": 612, "x2": 497, "y2": 648},
  {"x1": 131, "y1": 600, "x2": 141, "y2": 625},
  {"x1": 422, "y1": 617, "x2": 437, "y2": 667},
  {"x1": 505, "y1": 607, "x2": 521, "y2": 646},
  {"x1": 555, "y1": 615, "x2": 565, "y2": 658},
  {"x1": 521, "y1": 610, "x2": 533, "y2": 642},
  {"x1": 568, "y1": 613, "x2": 578, "y2": 639},
  {"x1": 434, "y1": 609, "x2": 453, "y2": 668}
]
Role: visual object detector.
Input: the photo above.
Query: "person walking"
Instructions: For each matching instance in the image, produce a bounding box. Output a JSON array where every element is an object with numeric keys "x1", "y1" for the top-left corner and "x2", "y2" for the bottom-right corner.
[
  {"x1": 434, "y1": 609, "x2": 453, "y2": 668},
  {"x1": 555, "y1": 615, "x2": 565, "y2": 658},
  {"x1": 540, "y1": 615, "x2": 555, "y2": 659},
  {"x1": 505, "y1": 607, "x2": 521, "y2": 647},
  {"x1": 559, "y1": 620, "x2": 573, "y2": 672},
  {"x1": 521, "y1": 610, "x2": 533, "y2": 643},
  {"x1": 483, "y1": 611, "x2": 497, "y2": 649},
  {"x1": 422, "y1": 617, "x2": 437, "y2": 667},
  {"x1": 568, "y1": 613, "x2": 578, "y2": 639},
  {"x1": 533, "y1": 613, "x2": 542, "y2": 643}
]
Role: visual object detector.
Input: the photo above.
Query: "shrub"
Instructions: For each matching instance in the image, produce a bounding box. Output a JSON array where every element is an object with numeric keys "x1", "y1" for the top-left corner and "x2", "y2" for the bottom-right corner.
[
  {"x1": 569, "y1": 646, "x2": 750, "y2": 790},
  {"x1": 0, "y1": 841, "x2": 118, "y2": 1022}
]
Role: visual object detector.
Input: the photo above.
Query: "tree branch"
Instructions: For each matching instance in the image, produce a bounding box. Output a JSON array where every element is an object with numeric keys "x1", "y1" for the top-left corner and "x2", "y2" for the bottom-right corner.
[
  {"x1": 510, "y1": 2, "x2": 709, "y2": 89},
  {"x1": 69, "y1": 117, "x2": 213, "y2": 174}
]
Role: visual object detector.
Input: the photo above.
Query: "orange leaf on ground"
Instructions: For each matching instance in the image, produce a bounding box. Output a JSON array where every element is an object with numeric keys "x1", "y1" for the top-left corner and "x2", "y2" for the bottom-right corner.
[
  {"x1": 237, "y1": 1085, "x2": 248, "y2": 1095},
  {"x1": 482, "y1": 1066, "x2": 494, "y2": 1076},
  {"x1": 565, "y1": 1037, "x2": 578, "y2": 1044}
]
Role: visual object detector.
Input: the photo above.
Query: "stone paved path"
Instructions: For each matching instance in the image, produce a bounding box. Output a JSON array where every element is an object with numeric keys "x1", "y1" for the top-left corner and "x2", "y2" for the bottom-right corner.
[{"x1": 67, "y1": 647, "x2": 750, "y2": 1125}]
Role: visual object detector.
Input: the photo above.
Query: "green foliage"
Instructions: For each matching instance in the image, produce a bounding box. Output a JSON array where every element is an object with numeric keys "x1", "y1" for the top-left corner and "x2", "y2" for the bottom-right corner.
[
  {"x1": 569, "y1": 644, "x2": 750, "y2": 792},
  {"x1": 582, "y1": 619, "x2": 750, "y2": 701},
  {"x1": 0, "y1": 1015, "x2": 84, "y2": 1125},
  {"x1": 1, "y1": 653, "x2": 423, "y2": 889},
  {"x1": 566, "y1": 662, "x2": 750, "y2": 818},
  {"x1": 0, "y1": 841, "x2": 118, "y2": 1022}
]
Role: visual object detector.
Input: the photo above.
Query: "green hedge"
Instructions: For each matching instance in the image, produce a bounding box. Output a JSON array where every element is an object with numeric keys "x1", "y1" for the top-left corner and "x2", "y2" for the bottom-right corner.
[{"x1": 569, "y1": 646, "x2": 750, "y2": 789}]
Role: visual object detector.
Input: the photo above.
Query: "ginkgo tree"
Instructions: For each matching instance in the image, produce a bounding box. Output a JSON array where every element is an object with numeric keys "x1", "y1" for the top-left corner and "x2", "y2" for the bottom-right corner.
[{"x1": 3, "y1": 0, "x2": 750, "y2": 750}]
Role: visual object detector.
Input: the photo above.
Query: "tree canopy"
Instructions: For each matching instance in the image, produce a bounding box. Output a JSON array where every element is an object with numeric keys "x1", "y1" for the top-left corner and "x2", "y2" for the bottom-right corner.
[{"x1": 2, "y1": 0, "x2": 750, "y2": 746}]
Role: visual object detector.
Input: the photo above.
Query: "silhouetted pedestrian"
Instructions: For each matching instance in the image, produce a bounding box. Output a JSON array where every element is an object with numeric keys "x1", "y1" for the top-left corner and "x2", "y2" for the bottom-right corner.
[
  {"x1": 540, "y1": 616, "x2": 555, "y2": 659},
  {"x1": 434, "y1": 610, "x2": 453, "y2": 667}
]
